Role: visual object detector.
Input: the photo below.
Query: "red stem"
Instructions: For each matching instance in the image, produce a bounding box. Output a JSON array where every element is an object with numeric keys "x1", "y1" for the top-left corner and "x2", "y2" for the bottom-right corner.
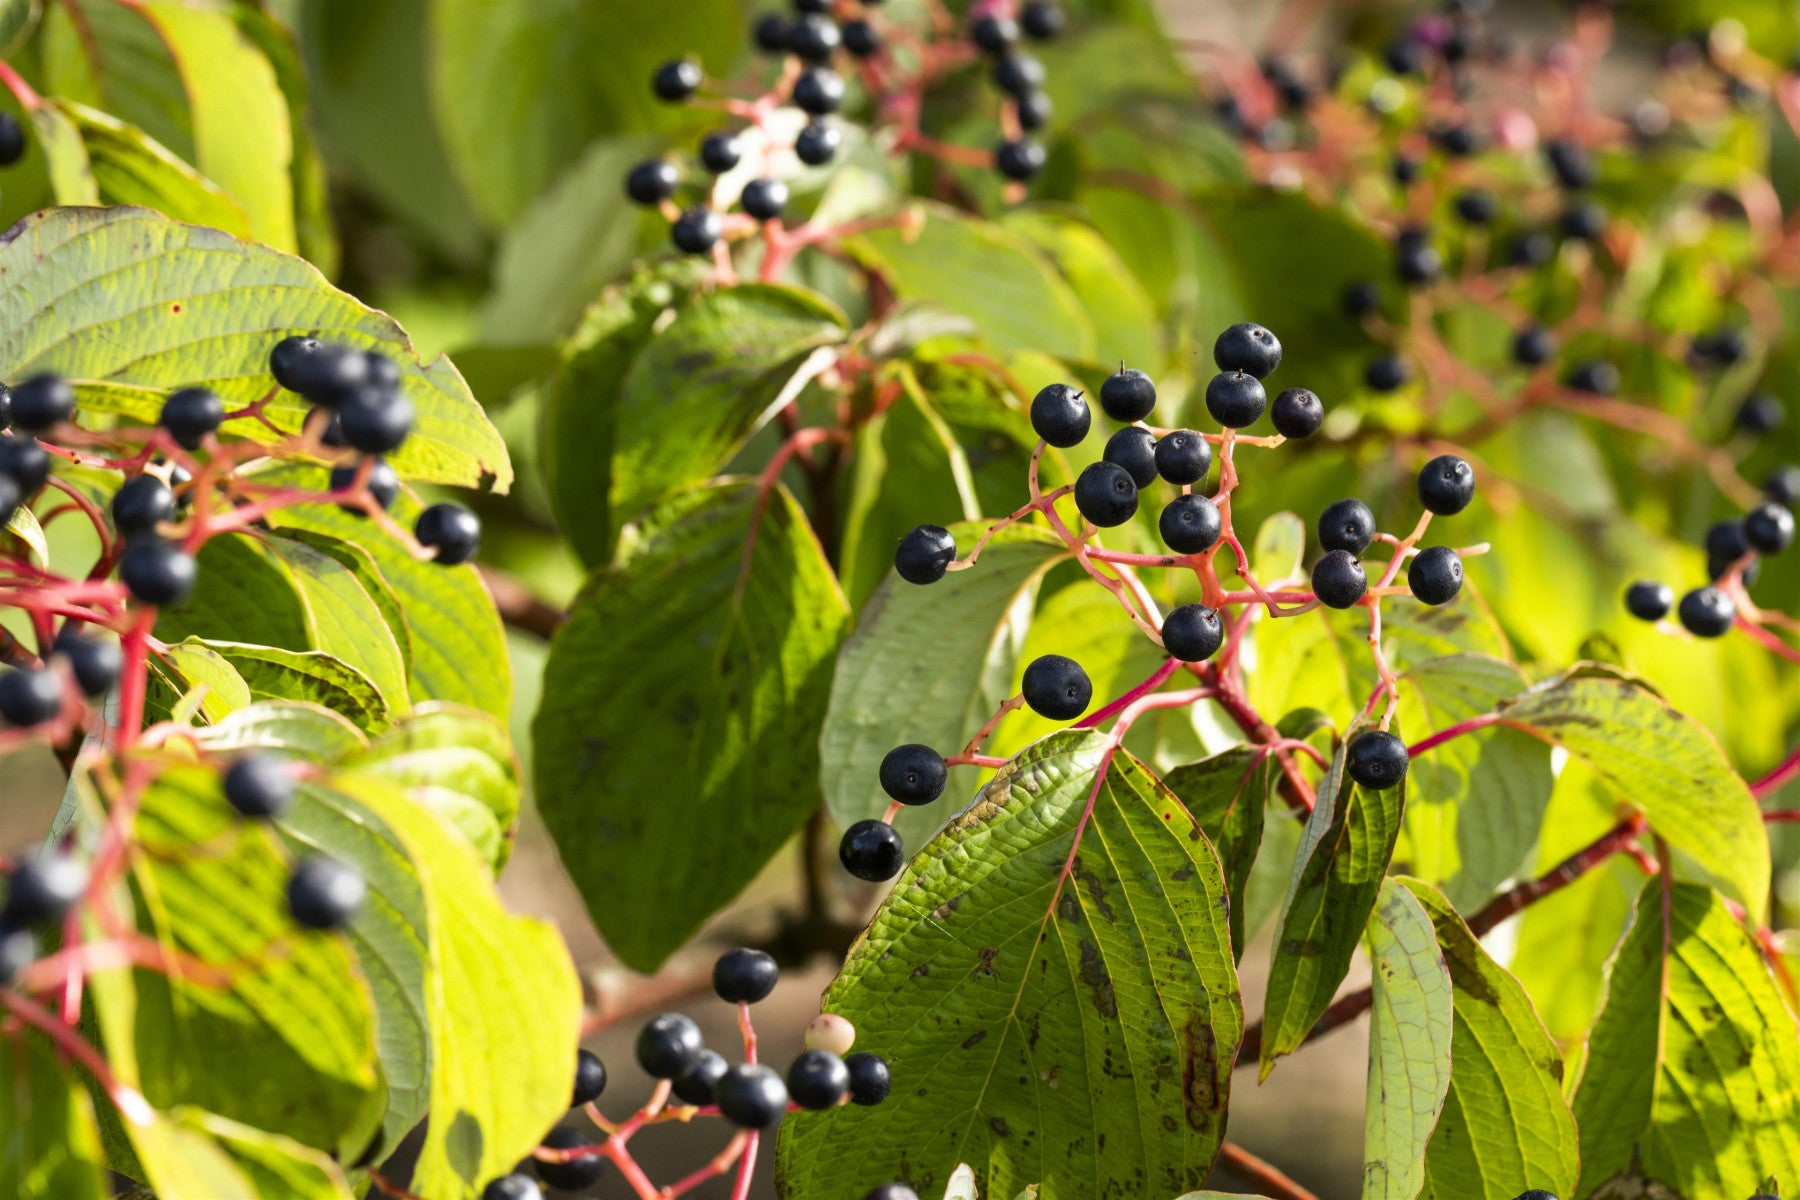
[
  {"x1": 1467, "y1": 814, "x2": 1647, "y2": 937},
  {"x1": 1217, "y1": 1142, "x2": 1321, "y2": 1200}
]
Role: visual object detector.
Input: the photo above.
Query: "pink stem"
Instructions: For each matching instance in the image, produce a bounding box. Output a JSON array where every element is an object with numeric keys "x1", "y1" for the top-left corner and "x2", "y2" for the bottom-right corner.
[
  {"x1": 1076, "y1": 659, "x2": 1180, "y2": 729},
  {"x1": 1407, "y1": 712, "x2": 1504, "y2": 757}
]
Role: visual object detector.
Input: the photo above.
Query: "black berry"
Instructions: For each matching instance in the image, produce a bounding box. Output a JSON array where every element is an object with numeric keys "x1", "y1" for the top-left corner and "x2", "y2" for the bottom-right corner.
[
  {"x1": 0, "y1": 113, "x2": 26, "y2": 166},
  {"x1": 794, "y1": 66, "x2": 846, "y2": 115},
  {"x1": 1270, "y1": 388, "x2": 1323, "y2": 439},
  {"x1": 1692, "y1": 327, "x2": 1748, "y2": 368},
  {"x1": 1021, "y1": 654, "x2": 1091, "y2": 720},
  {"x1": 338, "y1": 387, "x2": 414, "y2": 455},
  {"x1": 330, "y1": 457, "x2": 400, "y2": 513},
  {"x1": 1417, "y1": 454, "x2": 1475, "y2": 516},
  {"x1": 635, "y1": 1013, "x2": 705, "y2": 1079},
  {"x1": 672, "y1": 1049, "x2": 728, "y2": 1105},
  {"x1": 1365, "y1": 353, "x2": 1410, "y2": 392},
  {"x1": 1312, "y1": 550, "x2": 1367, "y2": 609},
  {"x1": 788, "y1": 1048, "x2": 850, "y2": 1110},
  {"x1": 11, "y1": 375, "x2": 73, "y2": 434},
  {"x1": 1565, "y1": 359, "x2": 1619, "y2": 395},
  {"x1": 1074, "y1": 461, "x2": 1138, "y2": 528},
  {"x1": 971, "y1": 14, "x2": 1019, "y2": 54},
  {"x1": 112, "y1": 475, "x2": 175, "y2": 538},
  {"x1": 1016, "y1": 89, "x2": 1053, "y2": 131},
  {"x1": 1705, "y1": 518, "x2": 1754, "y2": 580},
  {"x1": 842, "y1": 19, "x2": 880, "y2": 57},
  {"x1": 1204, "y1": 372, "x2": 1267, "y2": 427},
  {"x1": 796, "y1": 120, "x2": 840, "y2": 165},
  {"x1": 3, "y1": 852, "x2": 87, "y2": 927},
  {"x1": 1021, "y1": 1, "x2": 1063, "y2": 39},
  {"x1": 1677, "y1": 586, "x2": 1735, "y2": 638},
  {"x1": 1318, "y1": 498, "x2": 1375, "y2": 554},
  {"x1": 1435, "y1": 124, "x2": 1479, "y2": 157},
  {"x1": 845, "y1": 1052, "x2": 892, "y2": 1105},
  {"x1": 1103, "y1": 426, "x2": 1158, "y2": 488},
  {"x1": 158, "y1": 387, "x2": 223, "y2": 450},
  {"x1": 1408, "y1": 546, "x2": 1463, "y2": 605},
  {"x1": 1162, "y1": 603, "x2": 1223, "y2": 662},
  {"x1": 536, "y1": 1127, "x2": 604, "y2": 1193},
  {"x1": 1154, "y1": 430, "x2": 1211, "y2": 484},
  {"x1": 1160, "y1": 494, "x2": 1222, "y2": 555},
  {"x1": 789, "y1": 14, "x2": 841, "y2": 62},
  {"x1": 714, "y1": 946, "x2": 780, "y2": 1003},
  {"x1": 1512, "y1": 325, "x2": 1555, "y2": 367},
  {"x1": 0, "y1": 474, "x2": 16, "y2": 522},
  {"x1": 572, "y1": 1049, "x2": 607, "y2": 1107},
  {"x1": 223, "y1": 753, "x2": 294, "y2": 820},
  {"x1": 1346, "y1": 729, "x2": 1408, "y2": 790},
  {"x1": 840, "y1": 820, "x2": 904, "y2": 881},
  {"x1": 992, "y1": 52, "x2": 1045, "y2": 97},
  {"x1": 415, "y1": 503, "x2": 482, "y2": 565},
  {"x1": 1559, "y1": 200, "x2": 1606, "y2": 242},
  {"x1": 1343, "y1": 280, "x2": 1381, "y2": 318},
  {"x1": 755, "y1": 14, "x2": 793, "y2": 53},
  {"x1": 742, "y1": 178, "x2": 790, "y2": 221},
  {"x1": 994, "y1": 138, "x2": 1046, "y2": 181},
  {"x1": 1545, "y1": 138, "x2": 1594, "y2": 189},
  {"x1": 879, "y1": 744, "x2": 948, "y2": 806},
  {"x1": 481, "y1": 1173, "x2": 542, "y2": 1200},
  {"x1": 1453, "y1": 189, "x2": 1498, "y2": 224},
  {"x1": 672, "y1": 205, "x2": 723, "y2": 255},
  {"x1": 1745, "y1": 502, "x2": 1794, "y2": 554},
  {"x1": 287, "y1": 856, "x2": 366, "y2": 930},
  {"x1": 1384, "y1": 39, "x2": 1422, "y2": 75},
  {"x1": 1737, "y1": 392, "x2": 1784, "y2": 435},
  {"x1": 1213, "y1": 322, "x2": 1282, "y2": 378},
  {"x1": 1396, "y1": 238, "x2": 1442, "y2": 286},
  {"x1": 0, "y1": 435, "x2": 47, "y2": 496},
  {"x1": 894, "y1": 524, "x2": 956, "y2": 585},
  {"x1": 1624, "y1": 580, "x2": 1672, "y2": 621},
  {"x1": 1391, "y1": 152, "x2": 1420, "y2": 186},
  {"x1": 626, "y1": 159, "x2": 678, "y2": 206},
  {"x1": 119, "y1": 537, "x2": 196, "y2": 606},
  {"x1": 1030, "y1": 383, "x2": 1090, "y2": 448},
  {"x1": 700, "y1": 132, "x2": 743, "y2": 173},
  {"x1": 0, "y1": 666, "x2": 59, "y2": 728},
  {"x1": 1096, "y1": 369, "x2": 1156, "y2": 426},
  {"x1": 271, "y1": 337, "x2": 342, "y2": 399},
  {"x1": 1769, "y1": 465, "x2": 1800, "y2": 507},
  {"x1": 0, "y1": 926, "x2": 36, "y2": 985},
  {"x1": 716, "y1": 1063, "x2": 789, "y2": 1128},
  {"x1": 54, "y1": 629, "x2": 120, "y2": 699},
  {"x1": 653, "y1": 59, "x2": 703, "y2": 101},
  {"x1": 1508, "y1": 231, "x2": 1555, "y2": 268}
]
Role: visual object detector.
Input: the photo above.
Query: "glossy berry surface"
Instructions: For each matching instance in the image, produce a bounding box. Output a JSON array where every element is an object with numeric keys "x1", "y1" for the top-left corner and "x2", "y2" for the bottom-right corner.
[
  {"x1": 1678, "y1": 586, "x2": 1735, "y2": 637},
  {"x1": 416, "y1": 503, "x2": 482, "y2": 565},
  {"x1": 330, "y1": 457, "x2": 400, "y2": 512},
  {"x1": 1364, "y1": 353, "x2": 1410, "y2": 392},
  {"x1": 672, "y1": 206, "x2": 723, "y2": 255},
  {"x1": 158, "y1": 387, "x2": 224, "y2": 449},
  {"x1": 1021, "y1": 654, "x2": 1091, "y2": 720},
  {"x1": 879, "y1": 743, "x2": 948, "y2": 806},
  {"x1": 1624, "y1": 580, "x2": 1673, "y2": 622},
  {"x1": 1029, "y1": 383, "x2": 1090, "y2": 447},
  {"x1": 1768, "y1": 465, "x2": 1800, "y2": 507},
  {"x1": 0, "y1": 112, "x2": 25, "y2": 165},
  {"x1": 1737, "y1": 392, "x2": 1784, "y2": 434},
  {"x1": 224, "y1": 753, "x2": 295, "y2": 820},
  {"x1": 0, "y1": 666, "x2": 59, "y2": 727},
  {"x1": 1705, "y1": 519, "x2": 1754, "y2": 580},
  {"x1": 742, "y1": 178, "x2": 789, "y2": 221},
  {"x1": 0, "y1": 927, "x2": 36, "y2": 985},
  {"x1": 536, "y1": 1126, "x2": 604, "y2": 1193},
  {"x1": 1417, "y1": 454, "x2": 1476, "y2": 516},
  {"x1": 55, "y1": 630, "x2": 120, "y2": 699},
  {"x1": 1512, "y1": 325, "x2": 1555, "y2": 367},
  {"x1": 717, "y1": 1063, "x2": 790, "y2": 1128},
  {"x1": 1318, "y1": 498, "x2": 1375, "y2": 555},
  {"x1": 626, "y1": 159, "x2": 679, "y2": 205},
  {"x1": 1346, "y1": 729, "x2": 1409, "y2": 790},
  {"x1": 1160, "y1": 494, "x2": 1222, "y2": 554},
  {"x1": 0, "y1": 435, "x2": 49, "y2": 495},
  {"x1": 789, "y1": 14, "x2": 841, "y2": 62},
  {"x1": 1565, "y1": 359, "x2": 1619, "y2": 395},
  {"x1": 1212, "y1": 322, "x2": 1282, "y2": 378},
  {"x1": 653, "y1": 59, "x2": 703, "y2": 101},
  {"x1": 842, "y1": 18, "x2": 880, "y2": 57},
  {"x1": 713, "y1": 946, "x2": 780, "y2": 1003},
  {"x1": 894, "y1": 524, "x2": 956, "y2": 585},
  {"x1": 1074, "y1": 461, "x2": 1138, "y2": 528},
  {"x1": 1312, "y1": 550, "x2": 1367, "y2": 609},
  {"x1": 1016, "y1": 89, "x2": 1053, "y2": 131},
  {"x1": 1162, "y1": 603, "x2": 1223, "y2": 662},
  {"x1": 1408, "y1": 546, "x2": 1463, "y2": 606},
  {"x1": 1453, "y1": 189, "x2": 1498, "y2": 224},
  {"x1": 787, "y1": 1048, "x2": 851, "y2": 1109},
  {"x1": 672, "y1": 1048, "x2": 728, "y2": 1105},
  {"x1": 1103, "y1": 426, "x2": 1158, "y2": 488},
  {"x1": 287, "y1": 856, "x2": 366, "y2": 930},
  {"x1": 995, "y1": 138, "x2": 1046, "y2": 181},
  {"x1": 795, "y1": 120, "x2": 840, "y2": 165},
  {"x1": 806, "y1": 1013, "x2": 856, "y2": 1054},
  {"x1": 338, "y1": 388, "x2": 415, "y2": 455},
  {"x1": 840, "y1": 819, "x2": 904, "y2": 881},
  {"x1": 992, "y1": 52, "x2": 1045, "y2": 97},
  {"x1": 845, "y1": 1051, "x2": 892, "y2": 1105},
  {"x1": 699, "y1": 131, "x2": 742, "y2": 173},
  {"x1": 480, "y1": 1173, "x2": 543, "y2": 1200},
  {"x1": 11, "y1": 374, "x2": 74, "y2": 433},
  {"x1": 1395, "y1": 240, "x2": 1441, "y2": 286},
  {"x1": 112, "y1": 475, "x2": 175, "y2": 537},
  {"x1": 1021, "y1": 1, "x2": 1064, "y2": 39},
  {"x1": 1744, "y1": 502, "x2": 1794, "y2": 554},
  {"x1": 3, "y1": 853, "x2": 88, "y2": 926},
  {"x1": 1270, "y1": 388, "x2": 1323, "y2": 439},
  {"x1": 1559, "y1": 200, "x2": 1606, "y2": 241},
  {"x1": 120, "y1": 537, "x2": 197, "y2": 606},
  {"x1": 1546, "y1": 138, "x2": 1593, "y2": 189},
  {"x1": 1204, "y1": 371, "x2": 1267, "y2": 428},
  {"x1": 1343, "y1": 280, "x2": 1380, "y2": 317},
  {"x1": 754, "y1": 14, "x2": 791, "y2": 52},
  {"x1": 971, "y1": 14, "x2": 1019, "y2": 53},
  {"x1": 1099, "y1": 367, "x2": 1156, "y2": 422},
  {"x1": 635, "y1": 1012, "x2": 705, "y2": 1079},
  {"x1": 1153, "y1": 430, "x2": 1211, "y2": 484},
  {"x1": 794, "y1": 66, "x2": 846, "y2": 115},
  {"x1": 572, "y1": 1048, "x2": 607, "y2": 1107}
]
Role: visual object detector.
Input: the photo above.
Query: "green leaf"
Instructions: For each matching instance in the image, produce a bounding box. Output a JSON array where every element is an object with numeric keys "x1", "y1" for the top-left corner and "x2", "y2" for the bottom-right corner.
[
  {"x1": 339, "y1": 774, "x2": 582, "y2": 1199},
  {"x1": 1000, "y1": 210, "x2": 1162, "y2": 369},
  {"x1": 0, "y1": 206, "x2": 510, "y2": 489},
  {"x1": 1399, "y1": 880, "x2": 1580, "y2": 1200},
  {"x1": 261, "y1": 534, "x2": 410, "y2": 718},
  {"x1": 842, "y1": 204, "x2": 1094, "y2": 357},
  {"x1": 820, "y1": 524, "x2": 1067, "y2": 845},
  {"x1": 776, "y1": 731, "x2": 1243, "y2": 1200},
  {"x1": 1573, "y1": 881, "x2": 1800, "y2": 1197},
  {"x1": 1498, "y1": 665, "x2": 1771, "y2": 922},
  {"x1": 32, "y1": 98, "x2": 251, "y2": 236},
  {"x1": 0, "y1": 0, "x2": 32, "y2": 52},
  {"x1": 191, "y1": 640, "x2": 389, "y2": 734},
  {"x1": 146, "y1": 639, "x2": 250, "y2": 726},
  {"x1": 1394, "y1": 656, "x2": 1553, "y2": 911},
  {"x1": 106, "y1": 765, "x2": 382, "y2": 1159},
  {"x1": 534, "y1": 479, "x2": 849, "y2": 970},
  {"x1": 1362, "y1": 879, "x2": 1453, "y2": 1200},
  {"x1": 4, "y1": 501, "x2": 47, "y2": 566},
  {"x1": 1260, "y1": 722, "x2": 1406, "y2": 1074},
  {"x1": 0, "y1": 1028, "x2": 108, "y2": 1199},
  {"x1": 185, "y1": 1111, "x2": 356, "y2": 1200},
  {"x1": 192, "y1": 700, "x2": 367, "y2": 761},
  {"x1": 1162, "y1": 746, "x2": 1273, "y2": 959}
]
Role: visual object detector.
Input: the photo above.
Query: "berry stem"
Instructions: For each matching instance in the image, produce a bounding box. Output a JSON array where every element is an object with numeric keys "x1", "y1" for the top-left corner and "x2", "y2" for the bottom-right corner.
[
  {"x1": 0, "y1": 986, "x2": 154, "y2": 1126},
  {"x1": 738, "y1": 999, "x2": 758, "y2": 1065},
  {"x1": 1406, "y1": 712, "x2": 1504, "y2": 757},
  {"x1": 728, "y1": 1131, "x2": 760, "y2": 1200},
  {"x1": 947, "y1": 692, "x2": 1026, "y2": 763},
  {"x1": 1467, "y1": 813, "x2": 1648, "y2": 937},
  {"x1": 1075, "y1": 659, "x2": 1179, "y2": 729},
  {"x1": 663, "y1": 1131, "x2": 751, "y2": 1198},
  {"x1": 1216, "y1": 1141, "x2": 1321, "y2": 1200}
]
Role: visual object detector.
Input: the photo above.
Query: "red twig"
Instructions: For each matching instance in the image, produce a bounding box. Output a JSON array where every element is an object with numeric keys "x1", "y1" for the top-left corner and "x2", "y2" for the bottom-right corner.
[{"x1": 1217, "y1": 1142, "x2": 1321, "y2": 1200}]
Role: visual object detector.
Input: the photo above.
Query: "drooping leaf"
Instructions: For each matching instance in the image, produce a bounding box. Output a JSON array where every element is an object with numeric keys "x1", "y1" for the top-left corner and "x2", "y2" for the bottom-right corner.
[
  {"x1": 0, "y1": 1028, "x2": 109, "y2": 1199},
  {"x1": 1399, "y1": 881, "x2": 1580, "y2": 1200},
  {"x1": 1498, "y1": 665, "x2": 1771, "y2": 922},
  {"x1": 1261, "y1": 721, "x2": 1406, "y2": 1074},
  {"x1": 4, "y1": 501, "x2": 47, "y2": 566},
  {"x1": 1362, "y1": 879, "x2": 1452, "y2": 1200},
  {"x1": 0, "y1": 206, "x2": 510, "y2": 489},
  {"x1": 147, "y1": 639, "x2": 251, "y2": 726},
  {"x1": 534, "y1": 479, "x2": 849, "y2": 970},
  {"x1": 191, "y1": 700, "x2": 367, "y2": 762},
  {"x1": 1162, "y1": 746, "x2": 1274, "y2": 959},
  {"x1": 1573, "y1": 880, "x2": 1800, "y2": 1197},
  {"x1": 820, "y1": 523, "x2": 1067, "y2": 844},
  {"x1": 193, "y1": 641, "x2": 389, "y2": 734},
  {"x1": 186, "y1": 1112, "x2": 356, "y2": 1200},
  {"x1": 1000, "y1": 209, "x2": 1163, "y2": 369},
  {"x1": 776, "y1": 731, "x2": 1243, "y2": 1200}
]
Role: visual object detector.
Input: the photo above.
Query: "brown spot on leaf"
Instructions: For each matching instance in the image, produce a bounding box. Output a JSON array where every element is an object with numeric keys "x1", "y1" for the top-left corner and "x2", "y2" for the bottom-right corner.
[{"x1": 1180, "y1": 1016, "x2": 1221, "y2": 1129}]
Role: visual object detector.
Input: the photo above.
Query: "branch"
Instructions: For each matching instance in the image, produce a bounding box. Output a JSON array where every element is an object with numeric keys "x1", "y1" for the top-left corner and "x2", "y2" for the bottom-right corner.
[
  {"x1": 1216, "y1": 1142, "x2": 1320, "y2": 1200},
  {"x1": 478, "y1": 565, "x2": 566, "y2": 639},
  {"x1": 1468, "y1": 814, "x2": 1646, "y2": 937}
]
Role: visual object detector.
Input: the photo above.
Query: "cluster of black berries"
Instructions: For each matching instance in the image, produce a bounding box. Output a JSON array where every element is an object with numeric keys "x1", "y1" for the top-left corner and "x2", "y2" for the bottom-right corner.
[
  {"x1": 969, "y1": 2, "x2": 1065, "y2": 182},
  {"x1": 220, "y1": 752, "x2": 367, "y2": 932},
  {"x1": 0, "y1": 847, "x2": 88, "y2": 985},
  {"x1": 1623, "y1": 488, "x2": 1794, "y2": 640},
  {"x1": 482, "y1": 948, "x2": 893, "y2": 1198},
  {"x1": 0, "y1": 627, "x2": 120, "y2": 733}
]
